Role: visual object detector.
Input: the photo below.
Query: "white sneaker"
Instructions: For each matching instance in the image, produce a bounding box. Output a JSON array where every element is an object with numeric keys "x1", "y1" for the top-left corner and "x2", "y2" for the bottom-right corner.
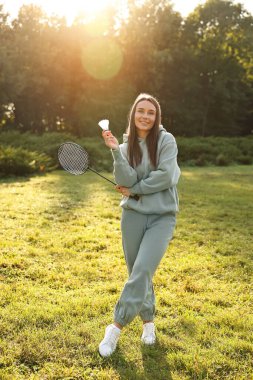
[
  {"x1": 141, "y1": 322, "x2": 156, "y2": 345},
  {"x1": 99, "y1": 324, "x2": 121, "y2": 357}
]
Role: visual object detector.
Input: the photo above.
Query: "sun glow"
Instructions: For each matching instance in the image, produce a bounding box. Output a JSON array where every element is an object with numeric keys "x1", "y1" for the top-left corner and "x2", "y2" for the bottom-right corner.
[
  {"x1": 3, "y1": 0, "x2": 253, "y2": 24},
  {"x1": 3, "y1": 0, "x2": 127, "y2": 25},
  {"x1": 52, "y1": 0, "x2": 118, "y2": 24}
]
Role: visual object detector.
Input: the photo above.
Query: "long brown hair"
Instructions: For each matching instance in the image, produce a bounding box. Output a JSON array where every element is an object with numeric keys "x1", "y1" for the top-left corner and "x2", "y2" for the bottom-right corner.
[{"x1": 126, "y1": 93, "x2": 161, "y2": 168}]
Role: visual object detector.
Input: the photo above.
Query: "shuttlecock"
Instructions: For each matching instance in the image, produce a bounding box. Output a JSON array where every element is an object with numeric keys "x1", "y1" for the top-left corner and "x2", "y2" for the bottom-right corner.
[{"x1": 98, "y1": 119, "x2": 109, "y2": 130}]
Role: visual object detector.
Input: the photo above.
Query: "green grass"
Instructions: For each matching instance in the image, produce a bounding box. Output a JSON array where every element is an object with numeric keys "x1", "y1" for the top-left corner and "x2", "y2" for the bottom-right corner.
[{"x1": 0, "y1": 166, "x2": 253, "y2": 380}]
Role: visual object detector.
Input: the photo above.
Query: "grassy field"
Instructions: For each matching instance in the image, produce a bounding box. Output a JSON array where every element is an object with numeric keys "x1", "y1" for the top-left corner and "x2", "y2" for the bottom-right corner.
[{"x1": 0, "y1": 166, "x2": 253, "y2": 380}]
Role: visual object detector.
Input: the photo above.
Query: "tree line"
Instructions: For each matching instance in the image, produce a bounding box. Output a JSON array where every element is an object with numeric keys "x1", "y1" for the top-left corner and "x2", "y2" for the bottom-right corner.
[{"x1": 0, "y1": 0, "x2": 252, "y2": 137}]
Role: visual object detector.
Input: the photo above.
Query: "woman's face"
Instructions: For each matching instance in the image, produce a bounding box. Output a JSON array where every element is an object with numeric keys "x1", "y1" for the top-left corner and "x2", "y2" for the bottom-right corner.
[{"x1": 134, "y1": 100, "x2": 156, "y2": 138}]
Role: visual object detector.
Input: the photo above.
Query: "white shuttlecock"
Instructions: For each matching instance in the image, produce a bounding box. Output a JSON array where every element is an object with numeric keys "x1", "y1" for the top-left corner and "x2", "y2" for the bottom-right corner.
[{"x1": 98, "y1": 119, "x2": 109, "y2": 130}]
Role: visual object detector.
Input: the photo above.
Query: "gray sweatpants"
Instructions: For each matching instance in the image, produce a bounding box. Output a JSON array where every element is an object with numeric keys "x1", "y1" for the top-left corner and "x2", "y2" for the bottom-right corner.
[{"x1": 114, "y1": 209, "x2": 176, "y2": 327}]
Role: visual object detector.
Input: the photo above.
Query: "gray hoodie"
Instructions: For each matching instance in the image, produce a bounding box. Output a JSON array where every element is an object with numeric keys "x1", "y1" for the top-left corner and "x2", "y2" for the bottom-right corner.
[{"x1": 111, "y1": 126, "x2": 181, "y2": 215}]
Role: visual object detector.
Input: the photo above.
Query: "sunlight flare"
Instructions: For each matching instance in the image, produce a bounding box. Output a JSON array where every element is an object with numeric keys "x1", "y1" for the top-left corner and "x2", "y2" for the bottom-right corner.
[
  {"x1": 81, "y1": 38, "x2": 123, "y2": 80},
  {"x1": 34, "y1": 0, "x2": 124, "y2": 25}
]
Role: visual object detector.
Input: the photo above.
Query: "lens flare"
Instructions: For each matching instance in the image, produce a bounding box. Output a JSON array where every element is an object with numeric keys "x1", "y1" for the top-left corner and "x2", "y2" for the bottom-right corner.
[{"x1": 81, "y1": 37, "x2": 123, "y2": 80}]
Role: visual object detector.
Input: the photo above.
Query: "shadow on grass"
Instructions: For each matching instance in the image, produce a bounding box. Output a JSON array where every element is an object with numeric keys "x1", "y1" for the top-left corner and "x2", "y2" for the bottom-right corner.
[
  {"x1": 0, "y1": 175, "x2": 32, "y2": 184},
  {"x1": 141, "y1": 338, "x2": 172, "y2": 380},
  {"x1": 101, "y1": 338, "x2": 172, "y2": 380},
  {"x1": 40, "y1": 170, "x2": 118, "y2": 226},
  {"x1": 51, "y1": 170, "x2": 114, "y2": 202}
]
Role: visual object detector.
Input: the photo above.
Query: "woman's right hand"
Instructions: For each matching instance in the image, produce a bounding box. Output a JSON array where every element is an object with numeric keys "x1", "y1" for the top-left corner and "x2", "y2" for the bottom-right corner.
[{"x1": 102, "y1": 130, "x2": 119, "y2": 150}]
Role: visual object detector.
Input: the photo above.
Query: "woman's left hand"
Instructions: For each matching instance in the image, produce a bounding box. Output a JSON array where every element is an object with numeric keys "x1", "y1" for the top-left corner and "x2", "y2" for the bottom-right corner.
[{"x1": 116, "y1": 185, "x2": 132, "y2": 197}]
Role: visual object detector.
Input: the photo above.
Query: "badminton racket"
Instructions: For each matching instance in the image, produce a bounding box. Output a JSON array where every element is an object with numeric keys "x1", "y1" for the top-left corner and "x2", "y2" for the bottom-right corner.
[{"x1": 58, "y1": 142, "x2": 139, "y2": 200}]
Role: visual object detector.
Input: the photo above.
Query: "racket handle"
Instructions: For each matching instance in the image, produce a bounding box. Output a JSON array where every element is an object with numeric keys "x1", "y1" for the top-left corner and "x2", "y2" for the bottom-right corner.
[{"x1": 88, "y1": 167, "x2": 139, "y2": 201}]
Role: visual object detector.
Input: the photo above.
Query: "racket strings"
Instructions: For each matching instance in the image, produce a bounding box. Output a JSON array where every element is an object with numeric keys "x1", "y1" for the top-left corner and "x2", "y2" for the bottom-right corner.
[{"x1": 58, "y1": 143, "x2": 89, "y2": 175}]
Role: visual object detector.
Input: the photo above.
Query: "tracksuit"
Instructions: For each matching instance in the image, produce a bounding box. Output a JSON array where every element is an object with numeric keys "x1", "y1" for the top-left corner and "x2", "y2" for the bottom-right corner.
[{"x1": 111, "y1": 126, "x2": 181, "y2": 327}]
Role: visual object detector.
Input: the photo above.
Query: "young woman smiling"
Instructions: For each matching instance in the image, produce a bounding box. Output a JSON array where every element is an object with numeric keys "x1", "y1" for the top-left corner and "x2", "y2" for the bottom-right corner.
[{"x1": 99, "y1": 93, "x2": 181, "y2": 357}]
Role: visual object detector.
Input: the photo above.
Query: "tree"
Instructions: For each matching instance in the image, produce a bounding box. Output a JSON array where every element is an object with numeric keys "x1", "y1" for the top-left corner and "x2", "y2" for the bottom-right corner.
[
  {"x1": 179, "y1": 0, "x2": 253, "y2": 136},
  {"x1": 0, "y1": 0, "x2": 252, "y2": 136},
  {"x1": 0, "y1": 5, "x2": 13, "y2": 127}
]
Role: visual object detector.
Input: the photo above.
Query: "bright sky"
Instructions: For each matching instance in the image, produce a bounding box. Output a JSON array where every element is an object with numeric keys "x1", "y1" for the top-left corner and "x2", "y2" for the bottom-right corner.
[{"x1": 1, "y1": 0, "x2": 253, "y2": 24}]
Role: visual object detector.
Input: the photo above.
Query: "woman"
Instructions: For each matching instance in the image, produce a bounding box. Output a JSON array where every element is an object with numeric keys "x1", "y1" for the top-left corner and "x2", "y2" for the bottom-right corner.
[{"x1": 99, "y1": 93, "x2": 180, "y2": 357}]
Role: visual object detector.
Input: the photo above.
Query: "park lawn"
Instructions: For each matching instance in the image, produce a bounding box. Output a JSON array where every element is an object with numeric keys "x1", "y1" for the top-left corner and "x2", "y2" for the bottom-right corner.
[{"x1": 0, "y1": 166, "x2": 252, "y2": 380}]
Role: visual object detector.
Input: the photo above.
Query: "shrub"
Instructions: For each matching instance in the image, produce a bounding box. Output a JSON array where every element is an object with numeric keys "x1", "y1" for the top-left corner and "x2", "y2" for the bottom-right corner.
[
  {"x1": 237, "y1": 155, "x2": 252, "y2": 165},
  {"x1": 177, "y1": 136, "x2": 253, "y2": 166},
  {"x1": 0, "y1": 146, "x2": 55, "y2": 176},
  {"x1": 195, "y1": 154, "x2": 209, "y2": 166},
  {"x1": 0, "y1": 131, "x2": 252, "y2": 176},
  {"x1": 215, "y1": 153, "x2": 230, "y2": 166},
  {"x1": 0, "y1": 131, "x2": 113, "y2": 169}
]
